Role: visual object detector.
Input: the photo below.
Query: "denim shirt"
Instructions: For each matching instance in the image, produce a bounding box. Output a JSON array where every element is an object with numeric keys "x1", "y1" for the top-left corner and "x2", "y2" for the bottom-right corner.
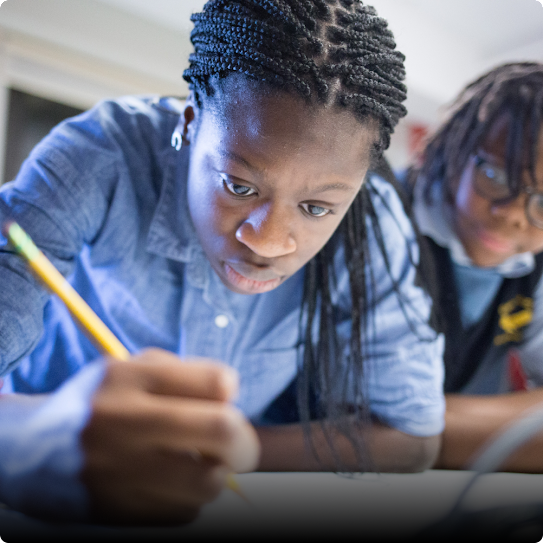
[{"x1": 0, "y1": 96, "x2": 444, "y2": 519}]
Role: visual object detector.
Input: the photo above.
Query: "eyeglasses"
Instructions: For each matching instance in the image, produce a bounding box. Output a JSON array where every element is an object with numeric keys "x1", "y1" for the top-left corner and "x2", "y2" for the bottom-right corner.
[{"x1": 472, "y1": 154, "x2": 543, "y2": 230}]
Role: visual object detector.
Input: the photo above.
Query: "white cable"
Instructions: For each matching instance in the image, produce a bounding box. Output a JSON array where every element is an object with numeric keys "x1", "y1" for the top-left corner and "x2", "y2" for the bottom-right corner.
[{"x1": 449, "y1": 402, "x2": 543, "y2": 515}]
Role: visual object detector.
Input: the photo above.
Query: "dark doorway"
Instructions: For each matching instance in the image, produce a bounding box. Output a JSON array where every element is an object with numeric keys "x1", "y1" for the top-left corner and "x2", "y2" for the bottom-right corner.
[{"x1": 3, "y1": 89, "x2": 84, "y2": 184}]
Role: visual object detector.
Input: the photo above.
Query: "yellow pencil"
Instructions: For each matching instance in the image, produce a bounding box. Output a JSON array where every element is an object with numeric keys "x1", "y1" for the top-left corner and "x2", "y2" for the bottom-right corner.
[
  {"x1": 5, "y1": 221, "x2": 130, "y2": 361},
  {"x1": 3, "y1": 220, "x2": 245, "y2": 501}
]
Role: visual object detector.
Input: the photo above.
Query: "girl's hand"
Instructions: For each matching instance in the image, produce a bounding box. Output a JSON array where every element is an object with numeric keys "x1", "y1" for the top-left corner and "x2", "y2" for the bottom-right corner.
[{"x1": 80, "y1": 348, "x2": 260, "y2": 525}]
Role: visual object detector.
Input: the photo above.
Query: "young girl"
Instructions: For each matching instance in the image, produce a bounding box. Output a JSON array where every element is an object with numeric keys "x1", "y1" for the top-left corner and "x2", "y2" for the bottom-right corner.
[
  {"x1": 406, "y1": 62, "x2": 543, "y2": 472},
  {"x1": 0, "y1": 0, "x2": 443, "y2": 525}
]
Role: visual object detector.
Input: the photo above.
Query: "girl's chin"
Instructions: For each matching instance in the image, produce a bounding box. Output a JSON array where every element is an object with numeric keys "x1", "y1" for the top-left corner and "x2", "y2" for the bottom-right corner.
[
  {"x1": 466, "y1": 243, "x2": 514, "y2": 267},
  {"x1": 459, "y1": 225, "x2": 515, "y2": 267},
  {"x1": 470, "y1": 253, "x2": 509, "y2": 268}
]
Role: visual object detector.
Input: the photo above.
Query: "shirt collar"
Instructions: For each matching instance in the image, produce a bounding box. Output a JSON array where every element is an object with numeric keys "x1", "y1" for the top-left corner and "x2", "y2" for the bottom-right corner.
[
  {"x1": 146, "y1": 147, "x2": 200, "y2": 264},
  {"x1": 145, "y1": 144, "x2": 229, "y2": 301},
  {"x1": 412, "y1": 177, "x2": 535, "y2": 278}
]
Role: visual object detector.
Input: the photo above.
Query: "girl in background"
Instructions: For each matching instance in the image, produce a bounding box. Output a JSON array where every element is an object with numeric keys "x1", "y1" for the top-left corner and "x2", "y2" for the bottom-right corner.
[{"x1": 406, "y1": 62, "x2": 543, "y2": 472}]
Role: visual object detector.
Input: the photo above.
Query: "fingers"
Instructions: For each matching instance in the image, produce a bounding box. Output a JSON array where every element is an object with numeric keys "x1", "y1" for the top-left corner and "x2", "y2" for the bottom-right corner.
[
  {"x1": 83, "y1": 452, "x2": 228, "y2": 525},
  {"x1": 132, "y1": 395, "x2": 261, "y2": 473},
  {"x1": 87, "y1": 381, "x2": 260, "y2": 474},
  {"x1": 82, "y1": 348, "x2": 260, "y2": 524},
  {"x1": 108, "y1": 348, "x2": 239, "y2": 402},
  {"x1": 93, "y1": 349, "x2": 259, "y2": 471}
]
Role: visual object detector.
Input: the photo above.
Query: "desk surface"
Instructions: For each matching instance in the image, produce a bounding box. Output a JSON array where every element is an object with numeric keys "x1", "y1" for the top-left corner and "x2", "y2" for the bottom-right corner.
[{"x1": 2, "y1": 470, "x2": 543, "y2": 541}]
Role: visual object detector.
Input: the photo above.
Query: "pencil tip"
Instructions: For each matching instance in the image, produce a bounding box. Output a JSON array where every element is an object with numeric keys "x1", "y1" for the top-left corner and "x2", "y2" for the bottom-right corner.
[{"x1": 227, "y1": 474, "x2": 251, "y2": 504}]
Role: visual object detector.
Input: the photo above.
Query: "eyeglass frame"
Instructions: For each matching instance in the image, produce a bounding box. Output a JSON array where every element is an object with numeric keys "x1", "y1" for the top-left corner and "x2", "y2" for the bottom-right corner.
[{"x1": 471, "y1": 153, "x2": 543, "y2": 230}]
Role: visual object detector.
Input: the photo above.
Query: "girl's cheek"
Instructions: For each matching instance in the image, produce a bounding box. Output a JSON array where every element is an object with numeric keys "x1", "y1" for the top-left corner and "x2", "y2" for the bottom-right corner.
[
  {"x1": 454, "y1": 170, "x2": 471, "y2": 210},
  {"x1": 213, "y1": 199, "x2": 246, "y2": 237},
  {"x1": 529, "y1": 232, "x2": 543, "y2": 254},
  {"x1": 454, "y1": 169, "x2": 483, "y2": 220}
]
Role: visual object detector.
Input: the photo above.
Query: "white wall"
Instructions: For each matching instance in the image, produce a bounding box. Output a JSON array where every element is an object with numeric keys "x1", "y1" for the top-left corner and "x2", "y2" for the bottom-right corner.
[
  {"x1": 0, "y1": 0, "x2": 190, "y2": 105},
  {"x1": 370, "y1": 0, "x2": 543, "y2": 169},
  {"x1": 0, "y1": 0, "x2": 192, "y2": 180}
]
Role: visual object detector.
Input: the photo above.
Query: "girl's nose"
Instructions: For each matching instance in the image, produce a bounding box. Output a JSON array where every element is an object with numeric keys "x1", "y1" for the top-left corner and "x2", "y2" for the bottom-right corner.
[
  {"x1": 490, "y1": 194, "x2": 529, "y2": 229},
  {"x1": 236, "y1": 203, "x2": 297, "y2": 258}
]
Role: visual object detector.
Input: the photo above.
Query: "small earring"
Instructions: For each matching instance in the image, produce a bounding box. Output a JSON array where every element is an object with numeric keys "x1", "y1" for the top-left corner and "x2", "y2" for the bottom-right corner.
[{"x1": 171, "y1": 118, "x2": 185, "y2": 151}]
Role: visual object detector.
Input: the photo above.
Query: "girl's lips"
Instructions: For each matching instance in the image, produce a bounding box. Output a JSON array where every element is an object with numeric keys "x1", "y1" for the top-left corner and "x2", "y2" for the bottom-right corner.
[
  {"x1": 477, "y1": 229, "x2": 514, "y2": 253},
  {"x1": 224, "y1": 263, "x2": 282, "y2": 294}
]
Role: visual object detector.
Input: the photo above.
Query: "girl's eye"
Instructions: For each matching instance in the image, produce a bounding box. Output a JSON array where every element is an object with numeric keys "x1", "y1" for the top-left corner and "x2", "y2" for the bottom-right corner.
[
  {"x1": 223, "y1": 177, "x2": 256, "y2": 197},
  {"x1": 475, "y1": 156, "x2": 507, "y2": 187},
  {"x1": 531, "y1": 193, "x2": 543, "y2": 213},
  {"x1": 482, "y1": 164, "x2": 507, "y2": 187},
  {"x1": 301, "y1": 203, "x2": 331, "y2": 217}
]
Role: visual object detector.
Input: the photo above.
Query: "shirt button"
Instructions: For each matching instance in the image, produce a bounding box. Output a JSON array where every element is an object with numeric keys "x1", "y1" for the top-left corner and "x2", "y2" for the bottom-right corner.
[{"x1": 214, "y1": 315, "x2": 229, "y2": 328}]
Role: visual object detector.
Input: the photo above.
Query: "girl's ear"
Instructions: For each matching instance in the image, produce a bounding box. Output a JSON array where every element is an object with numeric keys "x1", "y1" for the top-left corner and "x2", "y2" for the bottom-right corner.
[
  {"x1": 172, "y1": 92, "x2": 200, "y2": 151},
  {"x1": 181, "y1": 91, "x2": 199, "y2": 145}
]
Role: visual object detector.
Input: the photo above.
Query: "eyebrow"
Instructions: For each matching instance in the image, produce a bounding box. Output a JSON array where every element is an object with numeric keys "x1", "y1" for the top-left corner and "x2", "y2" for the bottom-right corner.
[
  {"x1": 311, "y1": 182, "x2": 356, "y2": 194},
  {"x1": 477, "y1": 150, "x2": 504, "y2": 167},
  {"x1": 217, "y1": 149, "x2": 262, "y2": 173}
]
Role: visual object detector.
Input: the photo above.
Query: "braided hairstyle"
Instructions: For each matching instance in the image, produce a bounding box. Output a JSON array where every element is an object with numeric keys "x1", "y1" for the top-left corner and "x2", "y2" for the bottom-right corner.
[
  {"x1": 183, "y1": 0, "x2": 414, "y2": 471},
  {"x1": 410, "y1": 62, "x2": 543, "y2": 203},
  {"x1": 183, "y1": 0, "x2": 407, "y2": 153}
]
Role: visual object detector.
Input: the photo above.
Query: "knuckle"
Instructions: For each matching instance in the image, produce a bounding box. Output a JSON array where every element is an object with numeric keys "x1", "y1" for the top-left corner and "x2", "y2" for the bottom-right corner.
[
  {"x1": 137, "y1": 347, "x2": 161, "y2": 359},
  {"x1": 204, "y1": 366, "x2": 235, "y2": 399},
  {"x1": 208, "y1": 406, "x2": 240, "y2": 443},
  {"x1": 100, "y1": 358, "x2": 130, "y2": 387},
  {"x1": 132, "y1": 347, "x2": 171, "y2": 369}
]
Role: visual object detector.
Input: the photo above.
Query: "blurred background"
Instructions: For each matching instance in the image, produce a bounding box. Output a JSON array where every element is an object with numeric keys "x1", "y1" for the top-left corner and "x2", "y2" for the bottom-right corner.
[{"x1": 0, "y1": 0, "x2": 541, "y2": 183}]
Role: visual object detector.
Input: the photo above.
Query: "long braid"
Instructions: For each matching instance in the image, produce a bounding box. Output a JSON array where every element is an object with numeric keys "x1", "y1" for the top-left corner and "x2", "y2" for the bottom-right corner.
[{"x1": 184, "y1": 0, "x2": 410, "y2": 472}]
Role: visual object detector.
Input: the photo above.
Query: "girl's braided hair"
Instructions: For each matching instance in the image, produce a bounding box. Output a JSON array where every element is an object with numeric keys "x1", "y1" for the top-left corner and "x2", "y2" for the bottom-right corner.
[
  {"x1": 183, "y1": 0, "x2": 423, "y2": 471},
  {"x1": 410, "y1": 62, "x2": 543, "y2": 203},
  {"x1": 183, "y1": 0, "x2": 407, "y2": 153}
]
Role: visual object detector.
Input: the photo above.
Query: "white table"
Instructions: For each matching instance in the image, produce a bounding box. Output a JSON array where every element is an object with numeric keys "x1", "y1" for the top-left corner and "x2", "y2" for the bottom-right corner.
[{"x1": 1, "y1": 470, "x2": 543, "y2": 541}]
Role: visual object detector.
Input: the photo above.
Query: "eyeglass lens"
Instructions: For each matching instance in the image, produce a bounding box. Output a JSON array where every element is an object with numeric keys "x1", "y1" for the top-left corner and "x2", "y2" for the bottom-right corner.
[{"x1": 473, "y1": 155, "x2": 543, "y2": 229}]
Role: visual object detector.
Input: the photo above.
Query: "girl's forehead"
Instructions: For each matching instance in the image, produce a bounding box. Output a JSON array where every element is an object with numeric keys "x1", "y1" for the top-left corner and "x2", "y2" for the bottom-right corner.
[
  {"x1": 478, "y1": 117, "x2": 543, "y2": 183},
  {"x1": 193, "y1": 79, "x2": 377, "y2": 183},
  {"x1": 201, "y1": 76, "x2": 378, "y2": 149},
  {"x1": 204, "y1": 76, "x2": 314, "y2": 120},
  {"x1": 480, "y1": 115, "x2": 510, "y2": 151},
  {"x1": 479, "y1": 114, "x2": 543, "y2": 165}
]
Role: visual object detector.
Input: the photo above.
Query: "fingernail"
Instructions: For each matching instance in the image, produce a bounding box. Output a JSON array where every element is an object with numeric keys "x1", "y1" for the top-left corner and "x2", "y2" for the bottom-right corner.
[{"x1": 222, "y1": 367, "x2": 239, "y2": 400}]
